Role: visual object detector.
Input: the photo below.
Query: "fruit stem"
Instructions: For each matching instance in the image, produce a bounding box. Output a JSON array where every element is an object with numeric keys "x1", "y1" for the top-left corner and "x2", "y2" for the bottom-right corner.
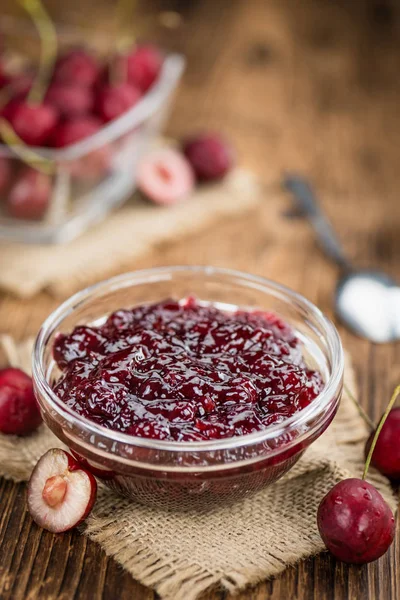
[
  {"x1": 110, "y1": 0, "x2": 136, "y2": 85},
  {"x1": 115, "y1": 0, "x2": 136, "y2": 54},
  {"x1": 362, "y1": 385, "x2": 400, "y2": 480},
  {"x1": 344, "y1": 383, "x2": 375, "y2": 430},
  {"x1": 0, "y1": 118, "x2": 54, "y2": 174},
  {"x1": 19, "y1": 0, "x2": 58, "y2": 105}
]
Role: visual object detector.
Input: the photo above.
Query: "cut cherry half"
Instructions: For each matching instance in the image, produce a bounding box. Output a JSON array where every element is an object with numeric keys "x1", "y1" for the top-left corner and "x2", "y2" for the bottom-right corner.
[
  {"x1": 136, "y1": 147, "x2": 195, "y2": 205},
  {"x1": 27, "y1": 448, "x2": 97, "y2": 533}
]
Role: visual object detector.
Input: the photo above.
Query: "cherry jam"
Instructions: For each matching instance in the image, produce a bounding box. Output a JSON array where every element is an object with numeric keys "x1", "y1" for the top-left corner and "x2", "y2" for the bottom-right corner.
[{"x1": 53, "y1": 298, "x2": 323, "y2": 441}]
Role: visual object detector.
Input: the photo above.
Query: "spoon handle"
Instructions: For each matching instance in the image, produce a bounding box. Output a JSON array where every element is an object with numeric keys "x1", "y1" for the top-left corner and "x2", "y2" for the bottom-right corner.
[{"x1": 283, "y1": 174, "x2": 352, "y2": 272}]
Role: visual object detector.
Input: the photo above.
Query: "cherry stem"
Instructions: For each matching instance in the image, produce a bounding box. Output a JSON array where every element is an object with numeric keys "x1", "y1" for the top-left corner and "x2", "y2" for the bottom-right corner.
[
  {"x1": 344, "y1": 383, "x2": 375, "y2": 430},
  {"x1": 115, "y1": 0, "x2": 136, "y2": 54},
  {"x1": 362, "y1": 384, "x2": 400, "y2": 480},
  {"x1": 110, "y1": 0, "x2": 137, "y2": 85},
  {"x1": 19, "y1": 0, "x2": 58, "y2": 105},
  {"x1": 0, "y1": 118, "x2": 54, "y2": 174}
]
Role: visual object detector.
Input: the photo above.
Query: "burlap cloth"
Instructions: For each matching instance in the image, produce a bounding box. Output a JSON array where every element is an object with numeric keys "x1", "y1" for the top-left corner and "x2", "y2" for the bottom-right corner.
[
  {"x1": 0, "y1": 169, "x2": 261, "y2": 299},
  {"x1": 0, "y1": 336, "x2": 397, "y2": 600}
]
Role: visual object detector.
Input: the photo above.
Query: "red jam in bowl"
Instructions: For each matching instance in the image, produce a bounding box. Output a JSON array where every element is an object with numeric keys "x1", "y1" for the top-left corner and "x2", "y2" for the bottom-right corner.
[{"x1": 52, "y1": 298, "x2": 324, "y2": 442}]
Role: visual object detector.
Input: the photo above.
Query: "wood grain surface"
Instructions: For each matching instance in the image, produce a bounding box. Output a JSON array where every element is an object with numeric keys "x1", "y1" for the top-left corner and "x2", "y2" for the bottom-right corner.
[{"x1": 1, "y1": 0, "x2": 400, "y2": 598}]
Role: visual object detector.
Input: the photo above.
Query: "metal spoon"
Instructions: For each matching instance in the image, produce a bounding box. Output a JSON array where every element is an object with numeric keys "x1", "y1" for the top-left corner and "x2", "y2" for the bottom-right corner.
[{"x1": 283, "y1": 174, "x2": 400, "y2": 343}]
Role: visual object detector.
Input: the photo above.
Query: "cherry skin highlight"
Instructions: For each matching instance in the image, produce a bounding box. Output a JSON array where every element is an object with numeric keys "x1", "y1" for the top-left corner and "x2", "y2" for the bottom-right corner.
[
  {"x1": 365, "y1": 407, "x2": 400, "y2": 481},
  {"x1": 52, "y1": 298, "x2": 323, "y2": 442},
  {"x1": 0, "y1": 367, "x2": 42, "y2": 435},
  {"x1": 317, "y1": 478, "x2": 395, "y2": 564}
]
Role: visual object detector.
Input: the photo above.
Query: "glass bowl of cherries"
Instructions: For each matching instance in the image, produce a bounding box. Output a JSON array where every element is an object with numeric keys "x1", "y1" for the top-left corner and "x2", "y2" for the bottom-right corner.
[
  {"x1": 32, "y1": 266, "x2": 344, "y2": 511},
  {"x1": 0, "y1": 8, "x2": 185, "y2": 244}
]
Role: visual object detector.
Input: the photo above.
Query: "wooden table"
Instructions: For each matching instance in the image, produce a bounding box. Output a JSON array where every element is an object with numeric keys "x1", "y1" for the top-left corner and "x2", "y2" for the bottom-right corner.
[{"x1": 1, "y1": 0, "x2": 400, "y2": 598}]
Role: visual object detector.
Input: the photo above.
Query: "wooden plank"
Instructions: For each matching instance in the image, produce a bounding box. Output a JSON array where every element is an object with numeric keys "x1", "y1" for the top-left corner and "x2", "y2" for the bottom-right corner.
[{"x1": 1, "y1": 0, "x2": 400, "y2": 598}]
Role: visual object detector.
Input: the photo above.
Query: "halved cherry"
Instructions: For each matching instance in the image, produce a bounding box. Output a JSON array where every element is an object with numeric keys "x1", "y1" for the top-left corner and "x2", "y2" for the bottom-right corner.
[
  {"x1": 136, "y1": 147, "x2": 195, "y2": 205},
  {"x1": 27, "y1": 448, "x2": 97, "y2": 533}
]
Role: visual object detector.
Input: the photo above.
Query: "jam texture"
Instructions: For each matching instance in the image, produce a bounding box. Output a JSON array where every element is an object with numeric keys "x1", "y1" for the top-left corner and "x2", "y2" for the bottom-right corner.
[{"x1": 53, "y1": 298, "x2": 323, "y2": 441}]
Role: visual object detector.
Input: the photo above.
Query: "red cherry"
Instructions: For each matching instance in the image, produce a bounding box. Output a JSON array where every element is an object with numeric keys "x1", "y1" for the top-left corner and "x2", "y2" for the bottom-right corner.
[
  {"x1": 365, "y1": 407, "x2": 400, "y2": 481},
  {"x1": 45, "y1": 83, "x2": 94, "y2": 118},
  {"x1": 183, "y1": 133, "x2": 235, "y2": 181},
  {"x1": 52, "y1": 117, "x2": 110, "y2": 180},
  {"x1": 5, "y1": 101, "x2": 58, "y2": 146},
  {"x1": 116, "y1": 44, "x2": 163, "y2": 93},
  {"x1": 51, "y1": 116, "x2": 101, "y2": 148},
  {"x1": 7, "y1": 168, "x2": 51, "y2": 220},
  {"x1": 53, "y1": 49, "x2": 100, "y2": 87},
  {"x1": 0, "y1": 367, "x2": 42, "y2": 435},
  {"x1": 27, "y1": 448, "x2": 97, "y2": 532},
  {"x1": 0, "y1": 156, "x2": 11, "y2": 194},
  {"x1": 317, "y1": 478, "x2": 395, "y2": 563},
  {"x1": 95, "y1": 82, "x2": 141, "y2": 123}
]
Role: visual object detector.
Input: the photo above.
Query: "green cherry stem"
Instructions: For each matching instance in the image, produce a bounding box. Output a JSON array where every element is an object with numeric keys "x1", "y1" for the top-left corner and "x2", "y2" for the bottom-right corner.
[
  {"x1": 19, "y1": 0, "x2": 58, "y2": 105},
  {"x1": 115, "y1": 0, "x2": 137, "y2": 54},
  {"x1": 110, "y1": 0, "x2": 137, "y2": 85},
  {"x1": 362, "y1": 385, "x2": 400, "y2": 481},
  {"x1": 344, "y1": 383, "x2": 375, "y2": 430}
]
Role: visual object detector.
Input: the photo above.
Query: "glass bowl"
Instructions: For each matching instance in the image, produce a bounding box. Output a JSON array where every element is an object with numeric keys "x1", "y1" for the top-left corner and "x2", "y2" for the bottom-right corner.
[{"x1": 32, "y1": 266, "x2": 344, "y2": 510}]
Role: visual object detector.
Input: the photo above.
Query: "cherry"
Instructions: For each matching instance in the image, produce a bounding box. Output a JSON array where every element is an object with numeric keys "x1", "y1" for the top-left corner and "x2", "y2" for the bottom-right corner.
[
  {"x1": 317, "y1": 385, "x2": 398, "y2": 564},
  {"x1": 53, "y1": 49, "x2": 100, "y2": 87},
  {"x1": 347, "y1": 384, "x2": 400, "y2": 482},
  {"x1": 0, "y1": 367, "x2": 42, "y2": 435},
  {"x1": 136, "y1": 147, "x2": 195, "y2": 205},
  {"x1": 4, "y1": 100, "x2": 58, "y2": 146},
  {"x1": 317, "y1": 478, "x2": 395, "y2": 563},
  {"x1": 115, "y1": 44, "x2": 163, "y2": 93},
  {"x1": 183, "y1": 133, "x2": 235, "y2": 181},
  {"x1": 51, "y1": 116, "x2": 101, "y2": 148},
  {"x1": 51, "y1": 117, "x2": 110, "y2": 180},
  {"x1": 27, "y1": 448, "x2": 97, "y2": 532},
  {"x1": 7, "y1": 167, "x2": 51, "y2": 220},
  {"x1": 45, "y1": 82, "x2": 94, "y2": 118},
  {"x1": 94, "y1": 82, "x2": 141, "y2": 123}
]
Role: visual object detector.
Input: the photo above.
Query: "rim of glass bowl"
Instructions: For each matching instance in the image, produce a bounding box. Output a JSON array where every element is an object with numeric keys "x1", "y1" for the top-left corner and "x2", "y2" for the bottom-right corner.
[
  {"x1": 0, "y1": 54, "x2": 185, "y2": 161},
  {"x1": 32, "y1": 266, "x2": 344, "y2": 455}
]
